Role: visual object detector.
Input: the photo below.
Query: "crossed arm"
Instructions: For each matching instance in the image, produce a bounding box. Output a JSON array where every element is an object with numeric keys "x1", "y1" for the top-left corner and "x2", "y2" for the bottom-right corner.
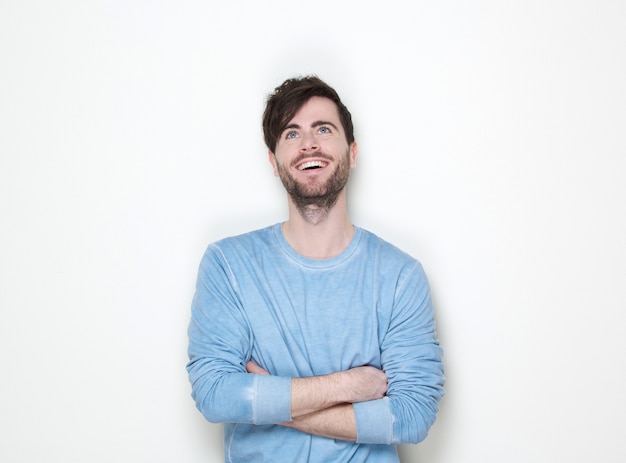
[
  {"x1": 246, "y1": 361, "x2": 388, "y2": 441},
  {"x1": 188, "y1": 251, "x2": 444, "y2": 444}
]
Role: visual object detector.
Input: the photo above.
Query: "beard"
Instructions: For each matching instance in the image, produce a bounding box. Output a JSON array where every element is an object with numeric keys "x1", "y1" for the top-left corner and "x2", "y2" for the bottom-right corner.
[{"x1": 276, "y1": 149, "x2": 352, "y2": 221}]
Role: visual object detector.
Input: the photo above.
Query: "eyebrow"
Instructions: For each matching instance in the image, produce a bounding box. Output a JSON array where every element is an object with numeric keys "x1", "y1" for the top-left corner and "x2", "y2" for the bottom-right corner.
[
  {"x1": 283, "y1": 120, "x2": 340, "y2": 132},
  {"x1": 312, "y1": 120, "x2": 339, "y2": 130}
]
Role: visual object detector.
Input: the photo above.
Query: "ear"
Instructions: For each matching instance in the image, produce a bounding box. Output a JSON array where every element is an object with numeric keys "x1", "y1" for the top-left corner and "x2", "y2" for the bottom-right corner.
[
  {"x1": 349, "y1": 141, "x2": 358, "y2": 168},
  {"x1": 268, "y1": 151, "x2": 279, "y2": 176}
]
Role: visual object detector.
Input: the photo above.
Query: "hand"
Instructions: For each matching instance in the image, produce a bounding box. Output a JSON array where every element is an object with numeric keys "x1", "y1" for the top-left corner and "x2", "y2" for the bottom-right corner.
[{"x1": 338, "y1": 366, "x2": 388, "y2": 403}]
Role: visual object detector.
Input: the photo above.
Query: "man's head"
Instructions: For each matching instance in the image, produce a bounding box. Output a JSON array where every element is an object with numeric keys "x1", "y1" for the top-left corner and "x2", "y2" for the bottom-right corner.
[
  {"x1": 263, "y1": 76, "x2": 358, "y2": 224},
  {"x1": 262, "y1": 75, "x2": 355, "y2": 153}
]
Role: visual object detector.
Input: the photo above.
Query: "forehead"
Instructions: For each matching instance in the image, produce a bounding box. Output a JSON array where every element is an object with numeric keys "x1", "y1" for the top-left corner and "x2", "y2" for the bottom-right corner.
[{"x1": 288, "y1": 96, "x2": 341, "y2": 125}]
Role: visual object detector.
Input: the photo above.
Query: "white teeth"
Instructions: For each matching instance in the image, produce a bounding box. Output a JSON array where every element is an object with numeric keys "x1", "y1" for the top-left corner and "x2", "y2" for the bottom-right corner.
[{"x1": 298, "y1": 160, "x2": 326, "y2": 170}]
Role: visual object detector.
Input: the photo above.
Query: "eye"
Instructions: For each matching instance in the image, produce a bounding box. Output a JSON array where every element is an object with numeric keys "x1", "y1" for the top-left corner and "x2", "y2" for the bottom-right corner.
[
  {"x1": 285, "y1": 130, "x2": 299, "y2": 139},
  {"x1": 318, "y1": 126, "x2": 331, "y2": 134}
]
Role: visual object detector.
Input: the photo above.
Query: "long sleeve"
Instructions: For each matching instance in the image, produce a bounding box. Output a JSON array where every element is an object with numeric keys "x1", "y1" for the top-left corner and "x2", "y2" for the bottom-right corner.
[
  {"x1": 353, "y1": 262, "x2": 445, "y2": 444},
  {"x1": 186, "y1": 225, "x2": 444, "y2": 462},
  {"x1": 186, "y1": 245, "x2": 292, "y2": 425}
]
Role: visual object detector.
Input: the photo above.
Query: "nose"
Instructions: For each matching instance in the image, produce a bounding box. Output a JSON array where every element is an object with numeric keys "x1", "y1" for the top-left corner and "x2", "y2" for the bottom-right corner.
[{"x1": 300, "y1": 132, "x2": 319, "y2": 152}]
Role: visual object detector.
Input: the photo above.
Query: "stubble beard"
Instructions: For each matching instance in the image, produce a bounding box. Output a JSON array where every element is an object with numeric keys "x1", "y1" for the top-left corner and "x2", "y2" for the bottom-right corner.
[{"x1": 276, "y1": 149, "x2": 351, "y2": 225}]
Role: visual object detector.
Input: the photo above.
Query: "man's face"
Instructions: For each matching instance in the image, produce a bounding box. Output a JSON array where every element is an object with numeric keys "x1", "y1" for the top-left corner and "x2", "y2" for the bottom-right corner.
[{"x1": 269, "y1": 96, "x2": 358, "y2": 208}]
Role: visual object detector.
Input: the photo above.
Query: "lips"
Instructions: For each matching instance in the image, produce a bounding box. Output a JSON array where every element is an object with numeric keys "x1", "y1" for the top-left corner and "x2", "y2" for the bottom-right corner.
[
  {"x1": 297, "y1": 160, "x2": 328, "y2": 171},
  {"x1": 293, "y1": 152, "x2": 333, "y2": 172}
]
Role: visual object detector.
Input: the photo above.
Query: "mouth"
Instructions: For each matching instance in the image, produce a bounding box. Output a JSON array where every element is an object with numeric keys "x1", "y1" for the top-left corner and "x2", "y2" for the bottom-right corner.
[{"x1": 297, "y1": 160, "x2": 328, "y2": 171}]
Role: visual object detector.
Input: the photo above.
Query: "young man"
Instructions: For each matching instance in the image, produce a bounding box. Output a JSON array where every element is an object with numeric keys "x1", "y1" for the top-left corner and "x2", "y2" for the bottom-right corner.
[{"x1": 187, "y1": 76, "x2": 444, "y2": 462}]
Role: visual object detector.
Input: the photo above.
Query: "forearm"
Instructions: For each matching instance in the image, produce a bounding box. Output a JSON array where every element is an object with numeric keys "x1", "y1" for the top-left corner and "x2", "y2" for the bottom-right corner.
[
  {"x1": 247, "y1": 361, "x2": 387, "y2": 419},
  {"x1": 290, "y1": 373, "x2": 347, "y2": 418},
  {"x1": 188, "y1": 363, "x2": 292, "y2": 424},
  {"x1": 283, "y1": 398, "x2": 396, "y2": 444},
  {"x1": 281, "y1": 403, "x2": 357, "y2": 442}
]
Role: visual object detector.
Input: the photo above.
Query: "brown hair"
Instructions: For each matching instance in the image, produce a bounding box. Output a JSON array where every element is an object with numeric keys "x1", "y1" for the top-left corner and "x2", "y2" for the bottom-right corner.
[{"x1": 262, "y1": 75, "x2": 355, "y2": 153}]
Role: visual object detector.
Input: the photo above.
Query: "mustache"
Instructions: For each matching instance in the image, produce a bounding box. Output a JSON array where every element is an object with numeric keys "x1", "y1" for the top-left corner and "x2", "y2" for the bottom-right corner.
[{"x1": 290, "y1": 151, "x2": 333, "y2": 168}]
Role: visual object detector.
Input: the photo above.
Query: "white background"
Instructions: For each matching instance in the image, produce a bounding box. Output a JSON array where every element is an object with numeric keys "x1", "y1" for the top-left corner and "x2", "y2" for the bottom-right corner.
[{"x1": 1, "y1": 1, "x2": 625, "y2": 462}]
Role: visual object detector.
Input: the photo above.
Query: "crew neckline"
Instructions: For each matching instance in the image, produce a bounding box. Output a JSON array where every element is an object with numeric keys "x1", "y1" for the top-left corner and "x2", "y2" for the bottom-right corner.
[{"x1": 272, "y1": 222, "x2": 363, "y2": 269}]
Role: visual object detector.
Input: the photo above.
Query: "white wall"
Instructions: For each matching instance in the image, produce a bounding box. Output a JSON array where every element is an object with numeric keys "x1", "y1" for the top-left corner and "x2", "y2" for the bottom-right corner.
[{"x1": 1, "y1": 1, "x2": 625, "y2": 462}]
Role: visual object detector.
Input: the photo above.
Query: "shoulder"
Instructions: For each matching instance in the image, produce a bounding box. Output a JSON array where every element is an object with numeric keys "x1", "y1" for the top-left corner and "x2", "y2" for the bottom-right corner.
[
  {"x1": 356, "y1": 228, "x2": 430, "y2": 289},
  {"x1": 358, "y1": 228, "x2": 422, "y2": 266},
  {"x1": 214, "y1": 224, "x2": 275, "y2": 249},
  {"x1": 200, "y1": 224, "x2": 278, "y2": 266}
]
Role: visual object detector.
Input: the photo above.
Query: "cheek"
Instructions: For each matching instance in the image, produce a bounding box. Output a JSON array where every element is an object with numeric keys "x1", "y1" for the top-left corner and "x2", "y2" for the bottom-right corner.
[{"x1": 272, "y1": 157, "x2": 287, "y2": 177}]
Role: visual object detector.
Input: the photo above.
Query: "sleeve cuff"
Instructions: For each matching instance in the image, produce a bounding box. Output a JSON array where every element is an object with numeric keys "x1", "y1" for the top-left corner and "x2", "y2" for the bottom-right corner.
[
  {"x1": 253, "y1": 375, "x2": 292, "y2": 424},
  {"x1": 353, "y1": 396, "x2": 393, "y2": 444}
]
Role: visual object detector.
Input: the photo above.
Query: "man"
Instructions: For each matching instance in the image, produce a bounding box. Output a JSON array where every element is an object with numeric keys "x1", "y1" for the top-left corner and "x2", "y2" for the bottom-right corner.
[{"x1": 187, "y1": 75, "x2": 444, "y2": 462}]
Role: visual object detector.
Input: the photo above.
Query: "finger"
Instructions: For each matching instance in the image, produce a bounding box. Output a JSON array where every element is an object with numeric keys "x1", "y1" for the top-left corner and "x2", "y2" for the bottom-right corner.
[{"x1": 246, "y1": 361, "x2": 270, "y2": 375}]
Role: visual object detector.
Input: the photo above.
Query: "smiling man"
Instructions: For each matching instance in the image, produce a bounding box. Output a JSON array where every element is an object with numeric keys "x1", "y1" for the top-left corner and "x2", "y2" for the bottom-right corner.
[
  {"x1": 187, "y1": 76, "x2": 444, "y2": 462},
  {"x1": 269, "y1": 95, "x2": 356, "y2": 227}
]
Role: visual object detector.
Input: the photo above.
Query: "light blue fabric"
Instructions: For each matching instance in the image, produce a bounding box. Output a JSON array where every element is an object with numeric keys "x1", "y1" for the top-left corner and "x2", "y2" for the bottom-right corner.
[{"x1": 187, "y1": 223, "x2": 444, "y2": 462}]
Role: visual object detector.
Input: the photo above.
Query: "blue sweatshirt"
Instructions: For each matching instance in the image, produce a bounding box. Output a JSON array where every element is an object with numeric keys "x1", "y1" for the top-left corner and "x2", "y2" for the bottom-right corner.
[{"x1": 187, "y1": 224, "x2": 444, "y2": 462}]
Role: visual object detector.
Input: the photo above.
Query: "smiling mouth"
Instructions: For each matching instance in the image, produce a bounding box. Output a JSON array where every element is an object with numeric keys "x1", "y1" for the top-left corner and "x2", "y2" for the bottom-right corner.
[{"x1": 298, "y1": 160, "x2": 328, "y2": 171}]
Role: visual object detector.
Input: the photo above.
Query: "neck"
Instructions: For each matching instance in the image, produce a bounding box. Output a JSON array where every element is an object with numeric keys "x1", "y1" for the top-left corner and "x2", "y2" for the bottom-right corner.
[{"x1": 283, "y1": 190, "x2": 354, "y2": 259}]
